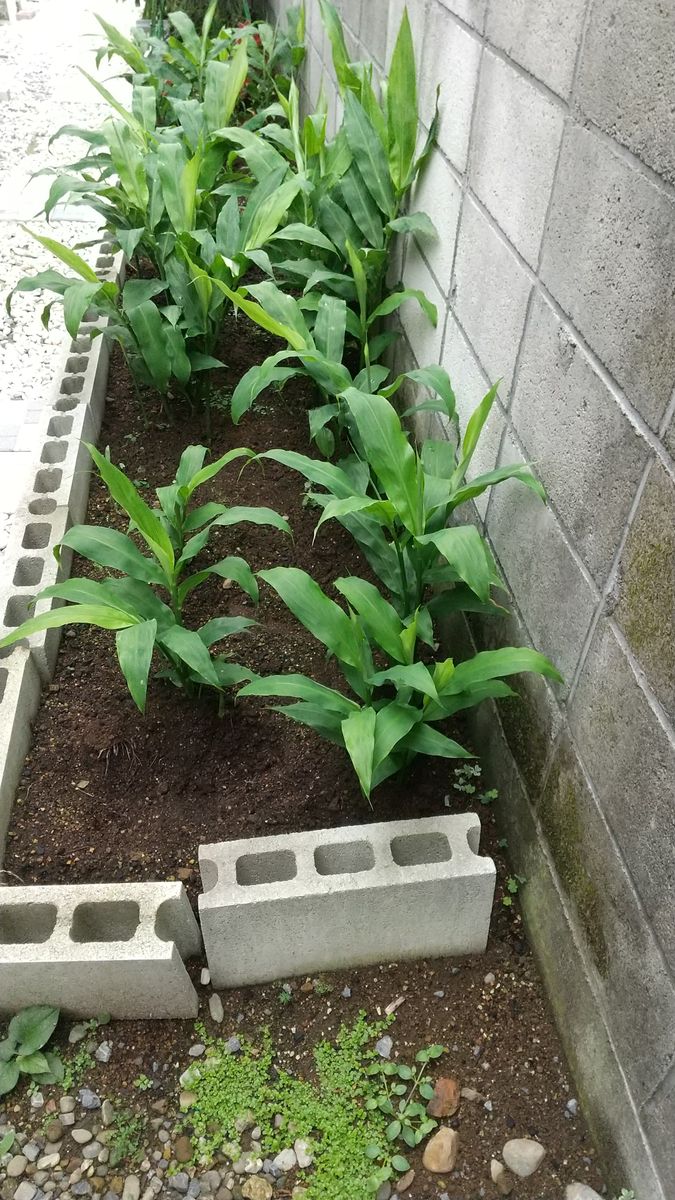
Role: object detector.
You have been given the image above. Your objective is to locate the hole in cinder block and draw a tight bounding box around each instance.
[22,523,50,550]
[47,416,73,438]
[83,308,99,323]
[0,667,7,703]
[4,595,32,626]
[314,840,375,876]
[96,256,114,270]
[54,396,79,412]
[28,498,57,516]
[200,858,218,893]
[154,897,183,943]
[60,376,84,396]
[236,849,297,886]
[70,900,140,943]
[41,442,67,465]
[13,557,44,587]
[65,355,88,374]
[390,832,451,867]
[70,336,92,353]
[34,467,63,493]
[466,824,480,855]
[0,903,58,944]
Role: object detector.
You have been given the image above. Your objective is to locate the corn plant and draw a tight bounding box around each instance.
[0,445,291,712]
[257,379,544,619]
[240,566,561,799]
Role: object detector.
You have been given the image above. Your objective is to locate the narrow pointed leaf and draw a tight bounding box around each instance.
[115,620,157,713]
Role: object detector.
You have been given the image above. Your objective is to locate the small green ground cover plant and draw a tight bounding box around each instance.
[179,1014,445,1196]
[0,1007,63,1097]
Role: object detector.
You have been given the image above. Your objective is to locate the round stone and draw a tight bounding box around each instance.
[7,1157,28,1179]
[502,1138,546,1178]
[421,1128,460,1174]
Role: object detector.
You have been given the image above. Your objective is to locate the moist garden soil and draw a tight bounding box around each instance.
[3,314,606,1197]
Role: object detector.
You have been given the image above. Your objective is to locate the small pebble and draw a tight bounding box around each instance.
[375,1036,393,1059]
[208,995,224,1024]
[188,1045,205,1059]
[95,1043,112,1064]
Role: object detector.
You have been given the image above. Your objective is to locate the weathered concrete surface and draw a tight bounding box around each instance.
[199,816,495,987]
[486,0,587,99]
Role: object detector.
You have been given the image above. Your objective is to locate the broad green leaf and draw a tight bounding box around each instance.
[197,617,255,646]
[23,227,99,282]
[387,212,437,238]
[9,1006,59,1056]
[178,556,259,605]
[334,576,405,663]
[341,706,376,797]
[211,280,307,351]
[269,223,338,255]
[212,505,291,535]
[0,1131,15,1155]
[168,9,200,57]
[95,15,146,73]
[339,164,385,248]
[387,8,417,191]
[418,525,492,602]
[345,238,368,326]
[187,447,253,494]
[259,566,366,670]
[440,647,563,696]
[343,92,395,218]
[104,118,148,209]
[240,673,358,714]
[373,702,420,769]
[160,625,220,688]
[397,365,456,424]
[244,177,304,251]
[368,287,437,327]
[260,448,355,498]
[247,281,313,346]
[86,444,175,576]
[313,294,347,364]
[343,388,424,536]
[399,723,472,760]
[62,282,104,339]
[122,279,167,313]
[453,381,500,485]
[231,355,301,423]
[126,300,171,392]
[115,619,157,713]
[450,463,546,509]
[77,69,145,139]
[203,43,248,132]
[370,661,439,702]
[0,1061,20,1097]
[60,526,164,584]
[0,603,136,652]
[16,1051,50,1076]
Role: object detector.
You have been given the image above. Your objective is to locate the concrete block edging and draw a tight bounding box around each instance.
[199,815,496,987]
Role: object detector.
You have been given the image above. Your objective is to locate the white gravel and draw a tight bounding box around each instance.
[0,0,138,556]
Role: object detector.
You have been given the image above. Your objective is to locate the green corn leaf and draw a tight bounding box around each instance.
[244,177,304,251]
[132,84,156,133]
[116,228,145,261]
[62,282,104,338]
[203,43,248,132]
[95,15,147,74]
[450,463,546,509]
[344,238,368,326]
[211,280,307,351]
[104,118,148,210]
[22,227,99,282]
[339,164,385,248]
[343,91,395,217]
[397,365,456,424]
[0,603,137,651]
[259,566,366,670]
[370,662,439,702]
[368,287,437,327]
[122,279,167,313]
[342,706,376,798]
[269,223,338,255]
[260,448,355,498]
[160,625,220,688]
[60,526,164,584]
[86,443,175,576]
[452,381,500,484]
[212,506,291,535]
[211,126,288,180]
[126,300,171,392]
[387,212,437,238]
[186,447,253,494]
[168,9,200,58]
[78,69,145,139]
[317,194,362,257]
[373,702,421,769]
[312,294,347,364]
[387,8,418,192]
[334,576,406,663]
[178,556,259,605]
[318,0,361,92]
[231,356,301,424]
[314,495,396,535]
[440,647,563,696]
[418,525,492,602]
[342,388,424,536]
[240,673,358,714]
[157,142,199,235]
[247,281,314,347]
[0,1131,15,1155]
[197,617,255,646]
[115,620,157,713]
[400,723,473,761]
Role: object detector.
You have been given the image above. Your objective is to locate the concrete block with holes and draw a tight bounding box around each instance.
[0,882,202,1017]
[199,814,495,986]
[0,505,72,681]
[0,647,41,863]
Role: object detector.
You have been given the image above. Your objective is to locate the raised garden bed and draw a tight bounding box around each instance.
[0,317,608,1197]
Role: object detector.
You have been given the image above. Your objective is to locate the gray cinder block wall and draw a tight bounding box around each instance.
[267,1,675,1196]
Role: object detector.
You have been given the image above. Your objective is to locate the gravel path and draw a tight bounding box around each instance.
[0,0,138,554]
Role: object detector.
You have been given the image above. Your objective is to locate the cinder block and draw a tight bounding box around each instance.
[576,0,675,184]
[456,693,666,1200]
[199,814,495,986]
[0,505,72,681]
[540,125,675,431]
[385,0,428,66]
[613,460,675,727]
[337,0,361,36]
[486,0,587,99]
[511,291,649,585]
[436,0,485,34]
[411,147,462,296]
[469,50,564,268]
[452,198,532,393]
[642,1069,675,1198]
[0,647,41,864]
[400,239,445,365]
[569,619,675,973]
[419,2,481,172]
[538,732,675,1108]
[486,431,597,687]
[358,1,387,65]
[0,883,201,1018]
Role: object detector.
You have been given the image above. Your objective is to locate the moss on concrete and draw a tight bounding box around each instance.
[538,746,609,976]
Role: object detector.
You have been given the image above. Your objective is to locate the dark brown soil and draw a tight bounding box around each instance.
[2,315,606,1197]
